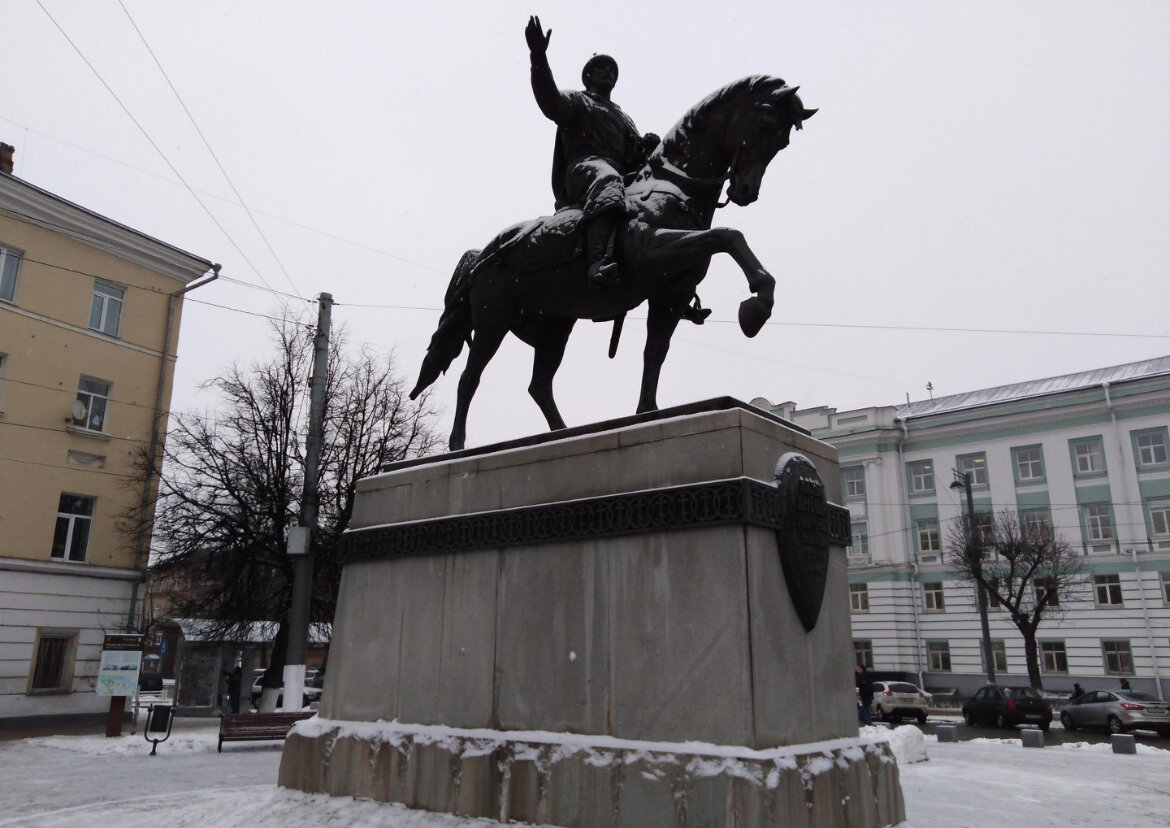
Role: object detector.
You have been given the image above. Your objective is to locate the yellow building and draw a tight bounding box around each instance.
[0,152,216,722]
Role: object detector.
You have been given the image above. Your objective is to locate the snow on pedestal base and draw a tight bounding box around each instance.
[278,718,906,827]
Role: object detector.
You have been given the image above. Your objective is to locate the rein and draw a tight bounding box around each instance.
[647,153,732,208]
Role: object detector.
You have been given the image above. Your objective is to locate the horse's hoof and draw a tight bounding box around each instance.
[738,297,771,338]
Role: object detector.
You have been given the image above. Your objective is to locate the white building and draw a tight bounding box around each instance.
[755,356,1170,698]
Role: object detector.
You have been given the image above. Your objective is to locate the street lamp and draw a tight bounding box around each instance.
[950,470,997,686]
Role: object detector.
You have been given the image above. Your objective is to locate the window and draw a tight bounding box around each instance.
[1149,500,1170,538]
[927,640,951,671]
[1041,641,1068,673]
[74,378,110,432]
[0,243,20,302]
[1101,640,1134,675]
[958,453,988,486]
[854,640,873,668]
[0,352,7,398]
[972,512,996,548]
[917,518,941,558]
[1035,577,1060,608]
[1161,572,1170,605]
[1013,445,1045,482]
[849,583,869,612]
[51,494,94,562]
[28,630,78,693]
[1133,430,1169,468]
[1071,437,1105,475]
[979,577,1002,611]
[923,581,945,611]
[908,460,934,494]
[988,640,1008,673]
[848,520,869,565]
[1094,573,1123,607]
[1083,503,1114,542]
[1021,508,1051,541]
[89,282,124,336]
[842,466,865,499]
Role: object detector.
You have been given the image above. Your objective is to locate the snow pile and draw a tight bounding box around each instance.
[24,729,240,756]
[1057,739,1168,755]
[859,724,928,764]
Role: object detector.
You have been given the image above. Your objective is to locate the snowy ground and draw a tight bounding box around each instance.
[2,719,1168,827]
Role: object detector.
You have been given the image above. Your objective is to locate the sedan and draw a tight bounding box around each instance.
[871,681,930,724]
[962,685,1051,731]
[1060,689,1170,737]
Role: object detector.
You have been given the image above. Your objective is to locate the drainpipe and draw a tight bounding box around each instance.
[125,265,221,632]
[1131,548,1164,701]
[897,415,925,688]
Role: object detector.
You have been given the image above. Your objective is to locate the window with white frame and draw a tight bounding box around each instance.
[917,518,941,558]
[28,629,78,693]
[854,640,874,668]
[842,466,866,499]
[1147,499,1170,538]
[972,512,996,548]
[989,639,1008,673]
[1133,429,1169,468]
[1161,572,1170,605]
[1021,508,1052,541]
[958,453,989,486]
[1083,503,1114,541]
[89,282,124,336]
[1094,573,1123,607]
[1101,639,1134,675]
[849,583,869,612]
[979,577,1002,611]
[908,460,934,494]
[923,581,945,611]
[927,640,951,671]
[1041,640,1068,673]
[74,378,110,432]
[1035,576,1060,608]
[0,243,20,302]
[1071,437,1105,475]
[848,520,869,562]
[51,494,94,562]
[1013,445,1045,482]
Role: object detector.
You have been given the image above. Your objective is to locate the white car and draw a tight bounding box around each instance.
[871,681,930,724]
[249,669,322,708]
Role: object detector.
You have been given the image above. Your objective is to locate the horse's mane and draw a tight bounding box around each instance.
[659,75,788,156]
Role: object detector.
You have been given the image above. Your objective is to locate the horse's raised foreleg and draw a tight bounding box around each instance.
[450,324,508,451]
[637,300,682,414]
[527,318,575,431]
[640,227,775,336]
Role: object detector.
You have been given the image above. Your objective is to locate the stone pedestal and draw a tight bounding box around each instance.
[279,401,905,826]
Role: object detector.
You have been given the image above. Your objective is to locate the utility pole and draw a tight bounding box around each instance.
[952,470,996,686]
[283,293,332,711]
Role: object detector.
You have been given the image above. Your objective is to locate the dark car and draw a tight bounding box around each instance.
[1060,689,1170,737]
[962,685,1051,731]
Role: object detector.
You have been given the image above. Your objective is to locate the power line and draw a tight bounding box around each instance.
[116,0,301,297]
[0,453,141,481]
[33,0,280,295]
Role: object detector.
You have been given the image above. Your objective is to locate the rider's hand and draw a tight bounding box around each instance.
[526,16,551,54]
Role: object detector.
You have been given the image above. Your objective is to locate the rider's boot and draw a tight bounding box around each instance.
[585,213,621,288]
[681,294,712,325]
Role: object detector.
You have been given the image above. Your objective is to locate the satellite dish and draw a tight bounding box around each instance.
[71,400,87,421]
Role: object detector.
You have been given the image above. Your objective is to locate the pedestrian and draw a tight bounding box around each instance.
[1070,682,1084,699]
[224,666,243,714]
[1119,678,1132,691]
[856,664,875,726]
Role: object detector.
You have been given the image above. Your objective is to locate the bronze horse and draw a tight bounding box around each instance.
[411,76,815,450]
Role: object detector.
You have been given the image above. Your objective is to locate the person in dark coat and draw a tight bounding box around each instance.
[1119,678,1132,691]
[1070,682,1084,699]
[856,664,875,725]
[225,666,243,714]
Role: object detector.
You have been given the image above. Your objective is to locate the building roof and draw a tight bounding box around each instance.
[897,356,1170,420]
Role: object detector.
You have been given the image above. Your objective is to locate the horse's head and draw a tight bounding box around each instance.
[725,84,816,206]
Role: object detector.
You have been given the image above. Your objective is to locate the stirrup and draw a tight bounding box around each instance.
[588,260,621,288]
[682,298,712,324]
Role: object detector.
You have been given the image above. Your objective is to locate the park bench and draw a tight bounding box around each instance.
[217,711,315,752]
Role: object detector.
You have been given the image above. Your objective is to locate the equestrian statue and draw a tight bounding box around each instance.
[411,16,816,450]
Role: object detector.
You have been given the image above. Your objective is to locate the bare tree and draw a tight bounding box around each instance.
[127,316,441,706]
[945,510,1088,690]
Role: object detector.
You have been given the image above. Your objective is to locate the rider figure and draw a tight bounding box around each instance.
[526,16,654,289]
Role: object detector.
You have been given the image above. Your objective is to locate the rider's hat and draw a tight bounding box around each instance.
[582,54,618,86]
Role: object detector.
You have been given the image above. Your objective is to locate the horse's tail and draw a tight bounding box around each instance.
[410,249,481,400]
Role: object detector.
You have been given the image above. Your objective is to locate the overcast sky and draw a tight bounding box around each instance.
[3,1,1168,447]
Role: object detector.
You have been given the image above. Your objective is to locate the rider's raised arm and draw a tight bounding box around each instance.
[526,17,567,123]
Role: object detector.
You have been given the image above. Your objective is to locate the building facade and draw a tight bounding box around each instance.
[0,160,215,721]
[756,357,1170,698]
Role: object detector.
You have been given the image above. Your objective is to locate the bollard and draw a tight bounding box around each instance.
[1111,733,1137,755]
[936,725,958,743]
[1021,729,1045,748]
